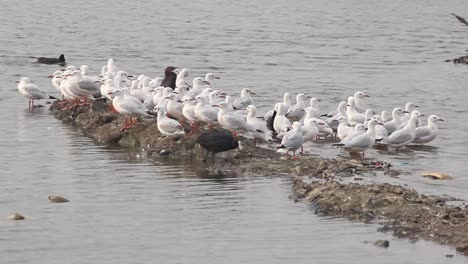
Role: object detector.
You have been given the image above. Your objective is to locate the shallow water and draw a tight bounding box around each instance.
[1,0,468,263]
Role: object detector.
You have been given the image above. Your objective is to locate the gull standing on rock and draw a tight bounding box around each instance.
[286,93,310,121]
[176,68,190,88]
[277,122,304,159]
[325,101,347,131]
[216,101,260,138]
[413,115,444,144]
[309,97,321,118]
[273,103,291,133]
[371,115,389,140]
[16,77,57,109]
[182,77,210,100]
[353,91,370,113]
[336,116,354,140]
[246,105,272,143]
[155,105,185,140]
[302,119,320,143]
[232,88,255,110]
[48,70,63,93]
[108,89,151,129]
[346,97,365,126]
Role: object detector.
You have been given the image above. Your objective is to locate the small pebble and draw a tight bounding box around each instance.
[8,213,25,220]
[48,195,69,203]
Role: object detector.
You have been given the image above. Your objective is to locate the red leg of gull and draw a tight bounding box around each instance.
[232,131,237,139]
[292,151,297,160]
[208,124,213,132]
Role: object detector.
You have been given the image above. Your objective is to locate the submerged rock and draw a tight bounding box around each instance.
[421,172,453,180]
[373,239,390,248]
[48,195,69,203]
[8,213,25,220]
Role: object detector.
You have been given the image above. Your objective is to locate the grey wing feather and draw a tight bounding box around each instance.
[415,127,431,139]
[382,130,412,144]
[233,97,252,109]
[346,134,372,149]
[78,79,100,92]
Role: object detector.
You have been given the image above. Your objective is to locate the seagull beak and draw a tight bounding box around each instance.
[438,118,445,121]
[173,92,179,94]
[419,114,425,117]
[47,75,54,78]
[202,81,211,85]
[214,76,221,79]
[414,105,419,107]
[107,92,114,95]
[212,105,220,108]
[250,92,256,95]
[364,94,370,97]
[219,95,226,98]
[402,111,410,113]
[378,122,385,125]
[305,95,313,99]
[15,80,20,83]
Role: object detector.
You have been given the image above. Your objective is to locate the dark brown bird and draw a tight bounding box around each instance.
[196,129,239,159]
[37,54,66,66]
[451,13,468,27]
[160,66,178,88]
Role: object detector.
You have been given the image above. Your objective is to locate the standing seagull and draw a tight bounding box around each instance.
[16,77,57,109]
[333,119,380,157]
[232,88,255,110]
[277,122,304,159]
[160,66,178,89]
[413,115,444,144]
[380,110,423,148]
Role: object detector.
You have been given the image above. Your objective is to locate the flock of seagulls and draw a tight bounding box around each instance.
[17,58,444,158]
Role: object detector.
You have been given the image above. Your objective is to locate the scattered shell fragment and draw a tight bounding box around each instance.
[421,172,453,180]
[48,195,70,203]
[8,213,25,220]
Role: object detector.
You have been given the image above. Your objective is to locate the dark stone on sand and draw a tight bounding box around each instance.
[373,239,390,248]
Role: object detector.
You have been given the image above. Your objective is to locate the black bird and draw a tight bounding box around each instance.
[160,66,178,88]
[451,13,468,27]
[264,109,277,132]
[36,54,66,66]
[196,129,239,159]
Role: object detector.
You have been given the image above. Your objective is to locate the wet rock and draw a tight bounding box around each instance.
[373,239,390,248]
[8,213,25,220]
[421,172,453,180]
[48,195,69,203]
[292,178,468,256]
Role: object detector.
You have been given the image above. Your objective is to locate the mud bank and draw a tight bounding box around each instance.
[292,178,468,255]
[50,100,400,178]
[52,100,468,255]
[446,54,468,64]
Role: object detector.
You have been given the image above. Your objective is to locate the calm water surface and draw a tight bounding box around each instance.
[1,0,468,263]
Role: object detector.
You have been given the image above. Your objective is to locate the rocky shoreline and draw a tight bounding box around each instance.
[50,100,467,256]
[291,178,468,255]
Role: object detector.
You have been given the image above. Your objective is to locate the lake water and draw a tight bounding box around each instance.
[1,0,468,263]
